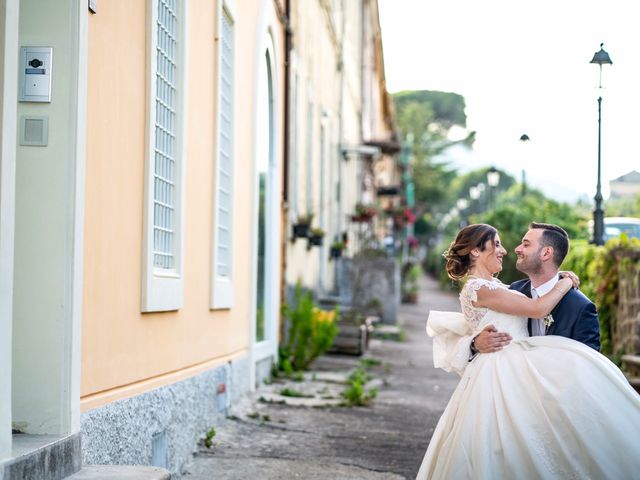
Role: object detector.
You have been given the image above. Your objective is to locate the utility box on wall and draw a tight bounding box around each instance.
[19,47,53,102]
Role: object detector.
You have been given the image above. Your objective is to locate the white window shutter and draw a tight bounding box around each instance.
[211,2,235,309]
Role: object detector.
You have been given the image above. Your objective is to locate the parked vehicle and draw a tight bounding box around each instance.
[589,217,640,242]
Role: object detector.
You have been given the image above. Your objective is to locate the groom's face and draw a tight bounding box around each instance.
[514,229,544,274]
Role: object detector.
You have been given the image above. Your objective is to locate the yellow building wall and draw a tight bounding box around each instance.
[82,0,271,407]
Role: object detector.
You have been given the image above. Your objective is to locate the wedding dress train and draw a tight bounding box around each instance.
[417,278,640,480]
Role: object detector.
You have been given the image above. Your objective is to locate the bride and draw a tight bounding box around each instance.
[417,223,640,479]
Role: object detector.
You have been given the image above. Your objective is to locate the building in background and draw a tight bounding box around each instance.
[610,170,640,199]
[284,0,400,300]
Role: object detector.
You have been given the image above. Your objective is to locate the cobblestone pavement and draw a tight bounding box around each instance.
[184,274,462,479]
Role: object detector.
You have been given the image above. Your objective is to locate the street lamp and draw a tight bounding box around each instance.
[456,198,469,226]
[519,134,530,197]
[590,43,612,246]
[487,167,500,209]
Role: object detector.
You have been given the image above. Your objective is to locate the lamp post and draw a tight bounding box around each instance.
[487,167,500,209]
[590,43,612,246]
[456,198,469,227]
[519,134,530,197]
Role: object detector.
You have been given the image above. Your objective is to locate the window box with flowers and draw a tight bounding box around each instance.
[308,227,325,247]
[390,206,416,230]
[351,203,379,223]
[292,213,314,239]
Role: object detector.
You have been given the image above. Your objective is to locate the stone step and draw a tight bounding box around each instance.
[67,465,171,480]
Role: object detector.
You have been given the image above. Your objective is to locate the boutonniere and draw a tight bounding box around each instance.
[543,314,554,328]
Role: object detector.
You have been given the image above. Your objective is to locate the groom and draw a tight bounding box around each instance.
[472,222,600,354]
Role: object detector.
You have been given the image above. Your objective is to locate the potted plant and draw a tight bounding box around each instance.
[351,203,378,223]
[401,262,422,304]
[292,212,314,239]
[329,241,345,259]
[308,227,325,247]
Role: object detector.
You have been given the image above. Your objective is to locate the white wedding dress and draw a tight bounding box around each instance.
[417,277,640,480]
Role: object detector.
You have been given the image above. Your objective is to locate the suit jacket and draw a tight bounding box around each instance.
[510,277,600,351]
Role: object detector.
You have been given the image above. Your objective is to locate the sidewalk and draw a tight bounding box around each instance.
[184,274,462,479]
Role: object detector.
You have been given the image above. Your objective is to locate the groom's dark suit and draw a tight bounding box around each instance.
[510,276,600,351]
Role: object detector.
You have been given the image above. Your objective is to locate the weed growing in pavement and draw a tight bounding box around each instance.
[342,367,378,407]
[203,427,216,448]
[279,387,314,398]
[360,358,382,369]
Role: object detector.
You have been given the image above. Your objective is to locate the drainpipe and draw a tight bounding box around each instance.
[337,0,346,237]
[279,0,292,342]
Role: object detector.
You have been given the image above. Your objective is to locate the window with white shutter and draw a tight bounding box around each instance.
[142,0,186,312]
[211,0,236,309]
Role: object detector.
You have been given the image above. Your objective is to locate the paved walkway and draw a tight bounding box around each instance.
[185,274,462,479]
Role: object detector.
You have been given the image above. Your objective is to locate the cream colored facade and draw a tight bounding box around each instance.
[2,0,287,475]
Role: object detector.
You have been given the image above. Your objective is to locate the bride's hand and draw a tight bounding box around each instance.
[559,270,579,289]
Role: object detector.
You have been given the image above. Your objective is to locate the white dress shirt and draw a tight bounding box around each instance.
[530,275,559,336]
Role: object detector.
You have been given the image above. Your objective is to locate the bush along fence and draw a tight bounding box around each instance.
[563,235,640,361]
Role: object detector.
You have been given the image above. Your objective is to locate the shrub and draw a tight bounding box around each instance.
[563,235,640,357]
[280,284,339,371]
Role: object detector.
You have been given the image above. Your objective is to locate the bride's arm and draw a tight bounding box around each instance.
[474,277,573,317]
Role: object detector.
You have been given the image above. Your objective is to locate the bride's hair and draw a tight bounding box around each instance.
[443,224,498,280]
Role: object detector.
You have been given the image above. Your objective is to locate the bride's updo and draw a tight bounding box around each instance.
[443,223,497,280]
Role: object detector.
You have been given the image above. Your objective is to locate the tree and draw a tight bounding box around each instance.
[475,185,589,284]
[392,90,475,239]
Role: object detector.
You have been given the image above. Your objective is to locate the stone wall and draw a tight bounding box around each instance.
[614,253,640,354]
[347,257,400,324]
[81,356,250,478]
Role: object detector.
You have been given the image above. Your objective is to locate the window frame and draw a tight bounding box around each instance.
[141,0,188,312]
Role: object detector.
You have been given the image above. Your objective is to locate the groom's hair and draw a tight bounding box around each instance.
[530,222,569,267]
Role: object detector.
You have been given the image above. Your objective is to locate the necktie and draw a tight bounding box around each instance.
[530,288,546,336]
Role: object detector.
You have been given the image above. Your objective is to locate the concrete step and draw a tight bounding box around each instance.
[67,465,171,479]
[1,433,81,480]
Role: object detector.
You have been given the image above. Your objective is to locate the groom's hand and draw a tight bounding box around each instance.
[473,325,512,353]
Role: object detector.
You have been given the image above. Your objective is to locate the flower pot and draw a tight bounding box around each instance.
[309,234,324,246]
[293,223,310,238]
[330,247,343,259]
[351,214,372,223]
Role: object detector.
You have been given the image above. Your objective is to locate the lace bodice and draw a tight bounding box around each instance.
[460,277,529,340]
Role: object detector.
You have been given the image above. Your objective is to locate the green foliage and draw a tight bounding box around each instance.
[359,358,382,369]
[342,368,378,407]
[279,387,313,398]
[280,284,339,372]
[393,90,468,130]
[562,235,640,357]
[392,90,474,228]
[473,188,588,285]
[401,262,422,297]
[449,167,516,208]
[605,193,640,217]
[561,240,599,300]
[204,427,216,449]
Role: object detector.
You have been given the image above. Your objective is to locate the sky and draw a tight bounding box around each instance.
[377,0,640,203]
